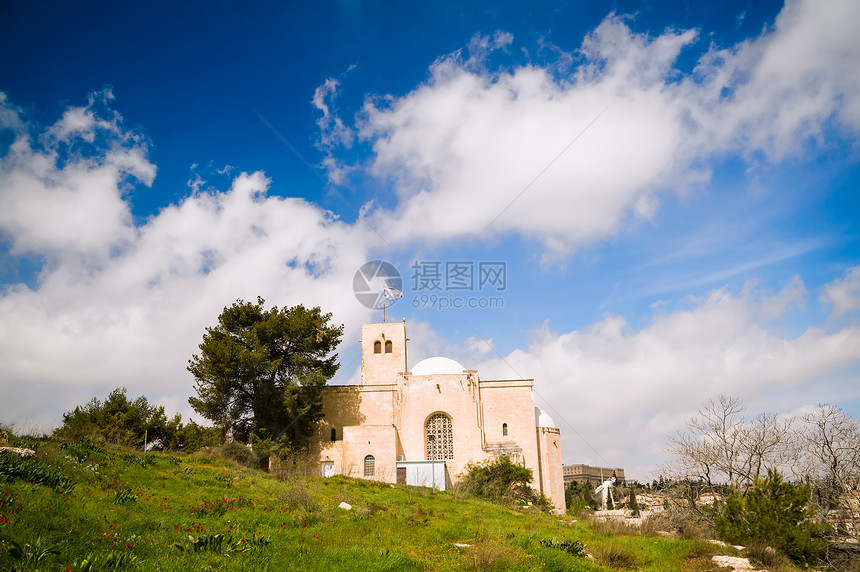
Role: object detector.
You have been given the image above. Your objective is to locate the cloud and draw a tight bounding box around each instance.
[471,277,860,478]
[0,90,154,259]
[691,0,860,158]
[358,27,699,255]
[315,0,860,256]
[821,265,860,318]
[313,77,356,150]
[0,93,376,430]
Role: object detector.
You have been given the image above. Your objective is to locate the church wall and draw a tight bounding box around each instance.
[337,424,397,481]
[536,427,566,514]
[316,384,395,434]
[478,382,540,467]
[397,373,485,481]
[312,384,398,480]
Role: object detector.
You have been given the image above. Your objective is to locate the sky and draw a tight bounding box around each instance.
[1,0,859,481]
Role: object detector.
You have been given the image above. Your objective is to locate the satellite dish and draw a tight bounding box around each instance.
[352,260,403,318]
[380,284,403,322]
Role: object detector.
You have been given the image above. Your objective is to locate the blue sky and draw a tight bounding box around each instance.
[1,0,859,479]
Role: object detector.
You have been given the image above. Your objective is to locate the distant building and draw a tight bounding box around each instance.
[275,320,567,513]
[636,492,667,512]
[696,491,723,506]
[563,464,625,488]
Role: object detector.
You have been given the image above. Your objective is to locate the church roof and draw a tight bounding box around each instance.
[535,407,557,428]
[410,356,466,375]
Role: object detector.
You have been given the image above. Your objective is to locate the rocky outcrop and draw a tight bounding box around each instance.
[0,447,36,458]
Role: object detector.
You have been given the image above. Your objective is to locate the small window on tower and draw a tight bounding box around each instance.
[364,455,375,477]
[385,340,393,353]
[502,423,508,436]
[374,340,382,354]
[330,428,337,442]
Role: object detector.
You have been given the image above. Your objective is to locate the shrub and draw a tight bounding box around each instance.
[458,456,551,510]
[744,542,792,570]
[648,505,714,539]
[280,481,318,511]
[684,538,719,560]
[539,537,586,557]
[592,540,641,570]
[715,469,830,565]
[464,543,518,571]
[586,514,641,537]
[214,441,259,468]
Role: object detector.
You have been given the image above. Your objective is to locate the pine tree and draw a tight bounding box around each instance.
[715,469,830,564]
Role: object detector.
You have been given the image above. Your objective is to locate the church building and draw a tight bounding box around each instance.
[307,320,567,513]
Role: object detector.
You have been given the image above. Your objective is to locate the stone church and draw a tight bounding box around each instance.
[306,320,566,513]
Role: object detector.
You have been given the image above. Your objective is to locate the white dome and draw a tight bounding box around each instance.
[411,356,466,375]
[535,407,557,428]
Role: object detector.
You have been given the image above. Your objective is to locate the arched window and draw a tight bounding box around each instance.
[373,340,382,354]
[502,423,508,437]
[384,340,393,353]
[330,428,337,442]
[364,455,375,477]
[425,413,453,460]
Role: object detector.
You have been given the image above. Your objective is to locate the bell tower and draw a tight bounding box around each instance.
[360,319,408,385]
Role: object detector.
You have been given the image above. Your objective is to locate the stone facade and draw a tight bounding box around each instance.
[302,320,566,513]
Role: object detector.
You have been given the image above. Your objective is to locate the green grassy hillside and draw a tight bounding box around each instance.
[1,439,735,571]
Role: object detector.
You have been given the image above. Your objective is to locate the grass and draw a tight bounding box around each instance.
[1,438,746,571]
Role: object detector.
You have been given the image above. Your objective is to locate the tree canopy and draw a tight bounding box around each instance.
[55,387,178,446]
[54,387,218,451]
[187,298,343,456]
[715,469,830,564]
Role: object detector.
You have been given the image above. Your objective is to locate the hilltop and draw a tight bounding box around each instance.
[1,437,750,571]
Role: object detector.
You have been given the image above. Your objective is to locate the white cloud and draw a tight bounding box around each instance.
[312,0,860,256]
[42,89,119,143]
[313,75,356,150]
[821,265,860,318]
[0,91,154,259]
[691,0,860,158]
[471,278,860,479]
[465,335,494,355]
[0,95,377,430]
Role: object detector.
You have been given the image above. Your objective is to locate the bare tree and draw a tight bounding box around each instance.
[667,396,793,494]
[666,397,860,546]
[799,404,860,538]
[738,411,795,487]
